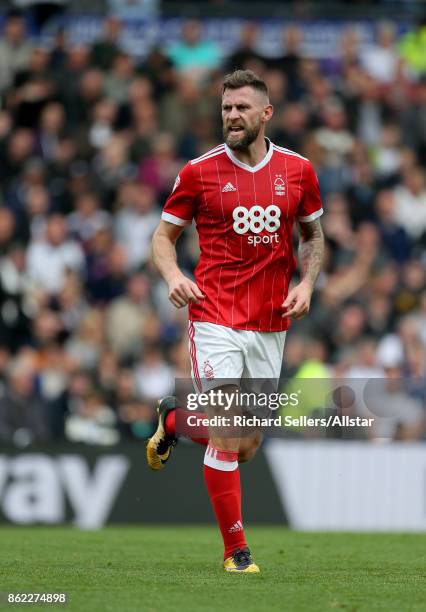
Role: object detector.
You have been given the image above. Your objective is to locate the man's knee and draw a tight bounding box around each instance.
[238,432,262,463]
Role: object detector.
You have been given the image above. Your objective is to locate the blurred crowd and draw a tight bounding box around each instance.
[0,11,425,446]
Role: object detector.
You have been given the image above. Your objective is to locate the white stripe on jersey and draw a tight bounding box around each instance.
[298,208,324,222]
[273,144,309,162]
[161,211,191,226]
[191,145,225,165]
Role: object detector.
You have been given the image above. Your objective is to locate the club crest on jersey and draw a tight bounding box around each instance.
[274,175,286,196]
[203,360,214,380]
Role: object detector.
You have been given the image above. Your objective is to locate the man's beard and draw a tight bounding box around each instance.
[224,121,261,150]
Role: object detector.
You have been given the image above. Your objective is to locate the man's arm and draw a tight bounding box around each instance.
[282,218,325,319]
[151,220,204,308]
[298,218,325,289]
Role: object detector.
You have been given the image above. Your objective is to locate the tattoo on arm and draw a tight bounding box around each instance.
[298,218,325,288]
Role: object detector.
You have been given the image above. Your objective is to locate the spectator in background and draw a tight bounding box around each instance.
[0,207,18,255]
[62,64,103,130]
[96,350,119,405]
[337,28,361,76]
[0,10,33,93]
[103,53,135,105]
[0,129,35,191]
[13,44,51,89]
[263,69,287,133]
[271,25,304,100]
[394,260,425,315]
[0,109,13,147]
[37,341,73,438]
[0,243,32,351]
[346,145,378,224]
[49,27,67,74]
[166,20,221,84]
[25,184,50,241]
[399,17,426,76]
[118,400,156,440]
[139,47,175,101]
[55,272,87,336]
[225,22,265,72]
[84,230,127,303]
[345,337,384,378]
[138,134,182,203]
[31,309,64,362]
[36,102,66,162]
[373,124,403,183]
[361,368,424,441]
[158,78,212,144]
[88,98,117,150]
[329,303,368,360]
[354,73,390,148]
[320,223,381,316]
[321,193,354,255]
[90,16,123,72]
[315,98,354,194]
[65,390,119,445]
[392,166,426,240]
[133,344,174,402]
[105,273,152,360]
[26,213,85,295]
[64,369,93,413]
[361,21,399,84]
[5,156,47,231]
[122,77,155,156]
[114,182,160,270]
[365,292,394,339]
[92,135,134,206]
[0,358,49,446]
[65,307,104,370]
[375,189,412,262]
[68,191,111,246]
[114,367,156,438]
[11,47,55,130]
[401,76,426,166]
[270,102,308,153]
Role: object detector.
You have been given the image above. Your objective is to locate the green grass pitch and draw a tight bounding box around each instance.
[0,527,425,611]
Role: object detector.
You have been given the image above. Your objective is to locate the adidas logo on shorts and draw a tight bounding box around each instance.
[222,182,237,193]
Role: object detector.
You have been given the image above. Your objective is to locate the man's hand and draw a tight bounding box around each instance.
[281,280,313,319]
[168,274,205,308]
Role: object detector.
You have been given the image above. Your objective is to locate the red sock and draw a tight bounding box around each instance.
[164,408,209,445]
[203,445,246,559]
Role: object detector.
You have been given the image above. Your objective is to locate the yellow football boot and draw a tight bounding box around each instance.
[224,548,260,573]
[146,397,177,470]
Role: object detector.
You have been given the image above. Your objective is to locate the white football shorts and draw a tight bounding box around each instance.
[188,320,286,392]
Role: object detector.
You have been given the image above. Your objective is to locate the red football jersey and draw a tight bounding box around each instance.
[162,139,323,332]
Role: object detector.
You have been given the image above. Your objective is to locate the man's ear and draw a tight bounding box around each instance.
[263,104,274,123]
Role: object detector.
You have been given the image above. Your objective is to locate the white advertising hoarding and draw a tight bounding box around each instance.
[265,440,426,531]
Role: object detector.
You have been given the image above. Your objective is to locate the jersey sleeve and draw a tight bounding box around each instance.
[161,162,197,226]
[297,160,323,222]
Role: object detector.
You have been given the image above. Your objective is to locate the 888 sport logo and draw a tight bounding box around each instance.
[232,205,281,245]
